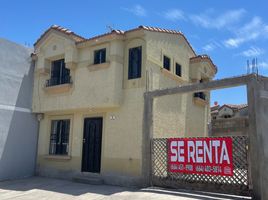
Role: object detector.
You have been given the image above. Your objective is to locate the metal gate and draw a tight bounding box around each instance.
[151,136,251,196]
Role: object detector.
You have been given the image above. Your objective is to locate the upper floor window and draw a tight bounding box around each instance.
[49,119,70,155]
[163,56,170,71]
[94,48,106,64]
[175,63,182,77]
[194,92,206,100]
[128,46,142,79]
[194,79,206,100]
[47,59,71,87]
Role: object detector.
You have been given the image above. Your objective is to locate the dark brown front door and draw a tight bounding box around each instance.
[81,117,103,173]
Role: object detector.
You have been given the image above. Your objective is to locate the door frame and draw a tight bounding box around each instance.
[81,116,104,173]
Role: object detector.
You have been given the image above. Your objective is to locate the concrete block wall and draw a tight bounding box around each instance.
[0,39,38,180]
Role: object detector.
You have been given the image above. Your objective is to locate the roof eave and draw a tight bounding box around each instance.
[34,26,85,48]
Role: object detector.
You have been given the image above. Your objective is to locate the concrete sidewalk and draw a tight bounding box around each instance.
[0,177,251,200]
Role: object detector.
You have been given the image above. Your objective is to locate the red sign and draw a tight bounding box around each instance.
[168,137,233,176]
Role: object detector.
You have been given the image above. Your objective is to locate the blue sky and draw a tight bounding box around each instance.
[1,0,267,105]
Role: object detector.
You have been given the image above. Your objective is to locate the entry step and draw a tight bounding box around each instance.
[72,176,104,185]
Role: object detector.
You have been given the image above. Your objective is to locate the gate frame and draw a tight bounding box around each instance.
[142,73,268,200]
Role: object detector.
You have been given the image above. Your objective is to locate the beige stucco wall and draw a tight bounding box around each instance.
[218,106,234,118]
[37,87,144,177]
[145,31,209,138]
[35,34,147,178]
[190,60,215,81]
[34,29,214,180]
[146,31,193,83]
[33,33,124,113]
[146,60,188,138]
[185,94,209,137]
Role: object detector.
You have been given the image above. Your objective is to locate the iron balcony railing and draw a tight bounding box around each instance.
[46,76,72,87]
[194,92,206,100]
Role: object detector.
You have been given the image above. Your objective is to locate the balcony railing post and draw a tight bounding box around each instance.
[45,76,72,87]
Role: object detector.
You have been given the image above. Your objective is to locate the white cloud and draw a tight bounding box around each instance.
[224,38,244,48]
[122,4,147,17]
[203,44,215,51]
[202,41,222,52]
[190,9,246,29]
[240,47,264,57]
[224,17,268,48]
[259,61,268,69]
[164,9,185,21]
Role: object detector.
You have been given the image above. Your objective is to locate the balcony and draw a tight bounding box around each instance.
[46,76,72,87]
[33,61,123,113]
[44,76,72,94]
[193,92,207,106]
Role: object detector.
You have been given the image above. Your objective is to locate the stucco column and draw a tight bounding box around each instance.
[142,93,153,186]
[247,77,268,199]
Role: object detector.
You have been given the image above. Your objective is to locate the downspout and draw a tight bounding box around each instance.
[31,56,42,176]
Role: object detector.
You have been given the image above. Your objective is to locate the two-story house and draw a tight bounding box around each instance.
[32,25,217,186]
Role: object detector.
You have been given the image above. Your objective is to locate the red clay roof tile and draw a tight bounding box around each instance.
[213,104,248,112]
[34,25,85,46]
[190,54,218,73]
[224,104,248,110]
[35,25,197,57]
[33,25,224,71]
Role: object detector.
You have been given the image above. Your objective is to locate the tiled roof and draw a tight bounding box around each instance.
[212,104,248,112]
[34,25,85,46]
[210,105,220,111]
[34,25,197,56]
[190,55,218,73]
[139,25,183,34]
[78,29,125,43]
[211,110,219,114]
[224,104,248,110]
[190,55,211,60]
[77,25,196,55]
[34,25,222,71]
[138,26,196,55]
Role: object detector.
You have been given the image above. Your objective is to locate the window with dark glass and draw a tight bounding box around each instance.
[94,48,106,64]
[194,92,206,100]
[49,119,70,155]
[175,63,182,77]
[128,46,142,79]
[48,59,70,86]
[194,79,206,100]
[163,56,170,70]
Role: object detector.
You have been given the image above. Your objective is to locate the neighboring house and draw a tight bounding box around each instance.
[210,104,249,136]
[0,39,38,180]
[32,25,217,186]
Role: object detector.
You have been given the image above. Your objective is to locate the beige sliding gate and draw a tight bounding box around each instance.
[142,74,268,199]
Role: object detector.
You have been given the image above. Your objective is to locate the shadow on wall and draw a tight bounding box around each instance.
[0,39,38,181]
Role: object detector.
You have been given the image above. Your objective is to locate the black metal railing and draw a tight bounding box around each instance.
[46,76,72,87]
[194,92,206,100]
